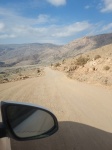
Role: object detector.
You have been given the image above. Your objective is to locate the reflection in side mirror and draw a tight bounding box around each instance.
[7,105,55,138]
[1,101,58,141]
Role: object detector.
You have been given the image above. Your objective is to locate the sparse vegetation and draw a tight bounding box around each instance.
[69,66,77,72]
[75,56,89,66]
[37,69,41,73]
[22,76,29,80]
[62,59,66,64]
[94,55,101,60]
[92,67,96,71]
[54,63,61,67]
[0,66,44,84]
[103,66,110,70]
[52,43,112,87]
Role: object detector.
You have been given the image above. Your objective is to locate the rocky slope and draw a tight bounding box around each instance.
[60,33,112,58]
[0,33,112,67]
[0,66,44,84]
[52,44,112,88]
[0,43,61,66]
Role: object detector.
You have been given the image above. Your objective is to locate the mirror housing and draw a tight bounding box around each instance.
[0,101,58,141]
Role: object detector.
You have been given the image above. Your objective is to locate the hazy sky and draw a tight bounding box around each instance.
[0,0,112,44]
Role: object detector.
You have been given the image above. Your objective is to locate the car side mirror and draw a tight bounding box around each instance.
[0,101,58,141]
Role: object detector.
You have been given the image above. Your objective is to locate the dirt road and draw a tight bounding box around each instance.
[0,67,112,150]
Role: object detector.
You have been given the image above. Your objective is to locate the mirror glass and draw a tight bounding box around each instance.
[6,105,55,138]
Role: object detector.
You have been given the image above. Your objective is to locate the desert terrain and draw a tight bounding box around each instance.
[0,66,44,84]
[0,67,112,150]
[52,44,112,89]
[0,33,112,150]
[0,33,112,66]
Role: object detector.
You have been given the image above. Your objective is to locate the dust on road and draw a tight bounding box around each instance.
[0,67,112,150]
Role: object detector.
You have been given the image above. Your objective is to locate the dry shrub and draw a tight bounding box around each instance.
[63,66,68,70]
[94,55,101,60]
[92,67,96,71]
[103,66,110,70]
[87,55,89,57]
[76,56,89,66]
[54,63,61,67]
[69,66,77,71]
[62,59,66,64]
[22,76,29,80]
[37,69,41,73]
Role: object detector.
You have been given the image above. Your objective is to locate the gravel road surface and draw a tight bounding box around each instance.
[0,67,112,150]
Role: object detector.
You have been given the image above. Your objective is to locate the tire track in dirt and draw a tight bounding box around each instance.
[0,67,112,150]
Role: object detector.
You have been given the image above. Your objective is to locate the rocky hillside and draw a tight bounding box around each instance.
[0,66,44,84]
[52,44,112,88]
[60,33,112,58]
[0,43,61,66]
[0,33,112,67]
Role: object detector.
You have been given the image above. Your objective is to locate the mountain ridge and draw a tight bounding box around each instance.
[0,32,112,66]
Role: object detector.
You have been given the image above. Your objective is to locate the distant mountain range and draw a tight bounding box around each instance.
[0,33,112,67]
[60,32,112,58]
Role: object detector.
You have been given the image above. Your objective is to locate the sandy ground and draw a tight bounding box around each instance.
[0,67,112,150]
